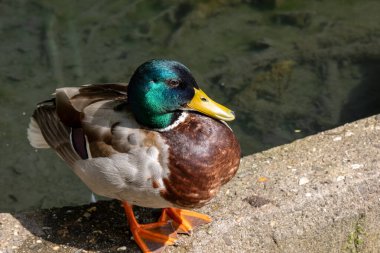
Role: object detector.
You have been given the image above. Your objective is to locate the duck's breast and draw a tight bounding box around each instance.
[160,113,240,208]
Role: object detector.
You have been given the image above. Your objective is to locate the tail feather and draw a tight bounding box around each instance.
[27,117,49,149]
[32,103,81,166]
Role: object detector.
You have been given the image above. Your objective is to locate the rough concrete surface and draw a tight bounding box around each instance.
[1,114,380,253]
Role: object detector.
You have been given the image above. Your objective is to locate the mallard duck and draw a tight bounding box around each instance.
[27,60,240,253]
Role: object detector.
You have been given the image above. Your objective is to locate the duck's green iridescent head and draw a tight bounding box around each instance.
[127,59,234,129]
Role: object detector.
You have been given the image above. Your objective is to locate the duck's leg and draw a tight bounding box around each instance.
[159,208,212,235]
[122,202,177,253]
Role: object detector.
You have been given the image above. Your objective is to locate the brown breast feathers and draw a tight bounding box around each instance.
[160,113,240,208]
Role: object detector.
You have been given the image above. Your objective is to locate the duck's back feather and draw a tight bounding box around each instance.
[55,83,128,127]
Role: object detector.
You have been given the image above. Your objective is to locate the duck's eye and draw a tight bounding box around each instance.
[167,79,180,88]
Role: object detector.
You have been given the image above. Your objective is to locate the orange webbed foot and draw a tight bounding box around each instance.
[160,207,212,235]
[123,202,212,252]
[123,203,177,253]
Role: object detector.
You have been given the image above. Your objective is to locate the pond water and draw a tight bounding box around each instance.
[1,0,380,212]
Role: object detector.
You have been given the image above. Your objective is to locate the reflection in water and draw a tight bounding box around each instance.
[1,0,380,211]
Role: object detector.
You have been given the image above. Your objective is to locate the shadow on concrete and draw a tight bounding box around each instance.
[14,200,162,252]
[340,60,380,123]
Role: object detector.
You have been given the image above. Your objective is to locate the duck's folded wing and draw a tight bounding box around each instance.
[28,83,128,166]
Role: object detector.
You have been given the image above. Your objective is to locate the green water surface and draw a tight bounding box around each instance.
[1,0,380,211]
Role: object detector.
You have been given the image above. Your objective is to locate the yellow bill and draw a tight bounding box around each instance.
[187,88,235,121]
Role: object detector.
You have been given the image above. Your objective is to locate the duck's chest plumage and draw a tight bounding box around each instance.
[160,113,240,208]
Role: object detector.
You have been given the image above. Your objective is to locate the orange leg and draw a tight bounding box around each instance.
[122,202,177,253]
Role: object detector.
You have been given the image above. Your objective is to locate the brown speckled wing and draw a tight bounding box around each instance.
[33,83,129,165]
[160,113,241,208]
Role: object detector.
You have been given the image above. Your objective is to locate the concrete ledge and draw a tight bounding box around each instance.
[1,115,380,253]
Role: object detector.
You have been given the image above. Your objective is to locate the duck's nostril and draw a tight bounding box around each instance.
[201,97,208,102]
